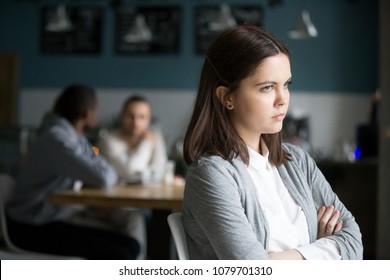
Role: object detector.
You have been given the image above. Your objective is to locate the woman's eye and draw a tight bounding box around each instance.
[261,85,273,92]
[284,80,292,88]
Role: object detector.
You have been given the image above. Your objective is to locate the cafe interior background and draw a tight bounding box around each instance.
[1,0,390,260]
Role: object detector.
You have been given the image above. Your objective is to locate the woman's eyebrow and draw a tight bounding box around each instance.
[255,81,277,86]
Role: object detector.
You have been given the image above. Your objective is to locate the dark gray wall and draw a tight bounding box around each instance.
[0,0,378,92]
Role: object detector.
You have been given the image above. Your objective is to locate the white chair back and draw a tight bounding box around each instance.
[0,173,20,252]
[167,212,190,260]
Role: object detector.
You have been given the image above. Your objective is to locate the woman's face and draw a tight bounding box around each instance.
[121,101,151,137]
[229,53,291,147]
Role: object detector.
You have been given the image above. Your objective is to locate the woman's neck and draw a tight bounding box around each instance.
[244,135,269,156]
[244,134,261,154]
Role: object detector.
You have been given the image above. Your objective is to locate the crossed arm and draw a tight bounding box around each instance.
[184,153,362,260]
[269,205,343,260]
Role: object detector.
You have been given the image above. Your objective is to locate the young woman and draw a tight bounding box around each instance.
[182,25,363,260]
[98,96,167,184]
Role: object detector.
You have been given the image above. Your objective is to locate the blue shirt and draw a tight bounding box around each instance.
[7,113,118,225]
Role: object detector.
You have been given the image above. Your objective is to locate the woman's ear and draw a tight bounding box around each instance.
[215,86,233,109]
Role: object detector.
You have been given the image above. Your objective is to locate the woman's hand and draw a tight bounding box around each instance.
[317,205,343,239]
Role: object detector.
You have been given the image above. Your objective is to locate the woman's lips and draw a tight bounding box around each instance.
[272,113,285,121]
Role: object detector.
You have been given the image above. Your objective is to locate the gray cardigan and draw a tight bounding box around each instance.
[182,143,363,260]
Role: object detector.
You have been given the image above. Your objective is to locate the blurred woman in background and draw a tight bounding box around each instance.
[98,96,168,184]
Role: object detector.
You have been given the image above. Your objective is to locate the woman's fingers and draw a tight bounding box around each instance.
[319,205,335,231]
[334,220,343,234]
[317,206,326,222]
[317,205,343,238]
[325,209,340,234]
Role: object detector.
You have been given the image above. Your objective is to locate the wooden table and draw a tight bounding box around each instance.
[49,183,184,259]
[50,183,184,210]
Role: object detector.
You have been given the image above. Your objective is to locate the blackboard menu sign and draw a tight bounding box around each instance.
[41,6,102,54]
[115,6,181,54]
[195,5,263,54]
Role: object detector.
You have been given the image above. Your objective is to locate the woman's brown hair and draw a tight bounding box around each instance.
[120,95,150,115]
[183,25,291,166]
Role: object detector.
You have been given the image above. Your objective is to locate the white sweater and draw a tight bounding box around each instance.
[98,129,168,184]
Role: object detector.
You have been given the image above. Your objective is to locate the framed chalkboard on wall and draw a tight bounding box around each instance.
[41,5,102,54]
[195,4,264,54]
[115,6,181,54]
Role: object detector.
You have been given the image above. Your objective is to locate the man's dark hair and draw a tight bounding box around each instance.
[54,84,97,125]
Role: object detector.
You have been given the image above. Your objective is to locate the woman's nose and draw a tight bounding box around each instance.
[275,89,288,107]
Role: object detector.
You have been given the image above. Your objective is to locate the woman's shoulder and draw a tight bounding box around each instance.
[282,142,305,154]
[282,142,316,172]
[185,155,245,194]
[152,129,166,143]
[187,155,243,179]
[192,154,235,168]
[282,142,311,161]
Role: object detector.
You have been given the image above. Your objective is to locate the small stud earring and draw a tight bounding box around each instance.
[226,104,233,110]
